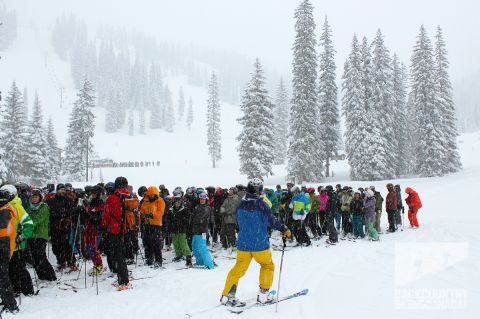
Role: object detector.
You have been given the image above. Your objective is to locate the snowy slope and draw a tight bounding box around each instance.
[6,132,480,319]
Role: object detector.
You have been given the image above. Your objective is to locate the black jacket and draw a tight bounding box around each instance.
[170,204,191,234]
[191,204,212,235]
[351,199,364,216]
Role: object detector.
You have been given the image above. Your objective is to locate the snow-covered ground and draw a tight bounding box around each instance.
[6,132,479,319]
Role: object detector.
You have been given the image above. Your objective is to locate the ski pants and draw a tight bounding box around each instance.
[387,210,396,232]
[222,249,274,296]
[408,207,419,227]
[108,234,129,285]
[375,212,382,233]
[51,229,75,266]
[366,217,379,240]
[220,223,237,249]
[172,233,191,258]
[85,227,103,268]
[0,242,17,311]
[292,219,311,245]
[307,212,320,237]
[335,211,342,231]
[142,225,163,265]
[352,215,365,238]
[395,209,402,226]
[192,234,214,269]
[341,211,352,235]
[326,212,338,242]
[9,250,34,295]
[318,211,327,234]
[123,230,138,261]
[28,239,57,281]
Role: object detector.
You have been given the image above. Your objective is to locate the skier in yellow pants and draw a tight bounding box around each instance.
[221,179,291,306]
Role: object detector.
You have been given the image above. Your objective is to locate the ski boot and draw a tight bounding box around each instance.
[257,288,274,304]
[185,256,193,267]
[117,283,132,291]
[220,294,245,307]
[173,256,183,262]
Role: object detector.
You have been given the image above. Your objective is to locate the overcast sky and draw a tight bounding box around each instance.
[7,0,479,81]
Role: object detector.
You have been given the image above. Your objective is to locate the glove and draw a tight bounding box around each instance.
[16,235,23,244]
[143,213,154,219]
[282,228,292,239]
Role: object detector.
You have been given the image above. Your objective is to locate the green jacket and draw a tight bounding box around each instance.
[266,190,279,214]
[308,194,320,214]
[220,195,240,225]
[374,192,384,212]
[9,195,34,250]
[340,193,353,212]
[28,202,50,240]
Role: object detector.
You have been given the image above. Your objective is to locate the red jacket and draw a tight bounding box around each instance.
[405,187,422,209]
[102,188,130,235]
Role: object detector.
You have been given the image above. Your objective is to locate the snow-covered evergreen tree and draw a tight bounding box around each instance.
[272,78,290,165]
[186,97,194,129]
[206,73,222,168]
[70,20,88,89]
[128,109,134,136]
[139,108,146,134]
[45,117,61,182]
[342,35,368,180]
[288,0,323,183]
[178,87,186,120]
[164,86,175,132]
[318,16,340,177]
[410,25,444,177]
[0,82,27,181]
[370,29,396,179]
[25,92,49,186]
[63,78,96,181]
[434,26,462,173]
[149,63,164,129]
[237,58,275,179]
[23,87,29,118]
[392,54,409,176]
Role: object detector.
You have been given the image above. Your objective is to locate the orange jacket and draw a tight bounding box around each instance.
[0,204,18,258]
[139,186,165,226]
[124,196,139,231]
[405,187,422,209]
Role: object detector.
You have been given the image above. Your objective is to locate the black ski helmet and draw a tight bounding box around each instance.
[114,176,128,189]
[137,186,147,197]
[247,178,263,194]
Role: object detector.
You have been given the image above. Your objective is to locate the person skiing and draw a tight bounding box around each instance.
[307,188,320,238]
[364,189,379,241]
[394,185,403,229]
[405,187,422,228]
[0,189,20,314]
[325,185,339,244]
[170,192,193,267]
[340,186,353,238]
[191,193,215,269]
[84,185,105,276]
[219,187,239,250]
[27,189,57,281]
[220,178,291,306]
[385,183,398,233]
[0,185,35,296]
[290,186,311,246]
[102,177,131,291]
[334,184,343,231]
[371,186,384,233]
[124,186,139,264]
[351,192,365,238]
[139,186,166,268]
[317,186,328,236]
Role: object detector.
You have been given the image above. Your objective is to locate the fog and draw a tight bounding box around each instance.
[7,0,479,80]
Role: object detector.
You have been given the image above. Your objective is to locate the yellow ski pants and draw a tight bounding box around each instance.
[222,249,275,296]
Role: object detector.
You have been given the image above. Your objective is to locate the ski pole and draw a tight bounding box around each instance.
[275,237,287,313]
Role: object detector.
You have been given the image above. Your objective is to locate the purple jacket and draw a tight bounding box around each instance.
[363,196,376,221]
[317,193,328,212]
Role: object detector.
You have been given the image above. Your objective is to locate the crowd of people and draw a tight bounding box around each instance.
[0,177,423,314]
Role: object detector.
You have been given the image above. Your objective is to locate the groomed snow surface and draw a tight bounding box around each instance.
[5,131,478,319]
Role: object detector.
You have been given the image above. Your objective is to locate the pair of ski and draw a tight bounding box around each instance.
[185,288,308,317]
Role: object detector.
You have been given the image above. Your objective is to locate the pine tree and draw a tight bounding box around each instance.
[63,78,96,181]
[186,97,194,129]
[410,25,444,176]
[45,117,61,181]
[434,26,462,173]
[178,87,186,120]
[23,87,29,118]
[164,86,175,132]
[148,63,164,129]
[237,58,275,179]
[272,78,290,165]
[128,109,134,136]
[206,73,222,168]
[392,54,409,176]
[288,0,323,183]
[0,82,27,181]
[24,92,49,185]
[370,29,396,179]
[70,20,88,89]
[139,108,146,134]
[318,16,340,177]
[342,35,368,180]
